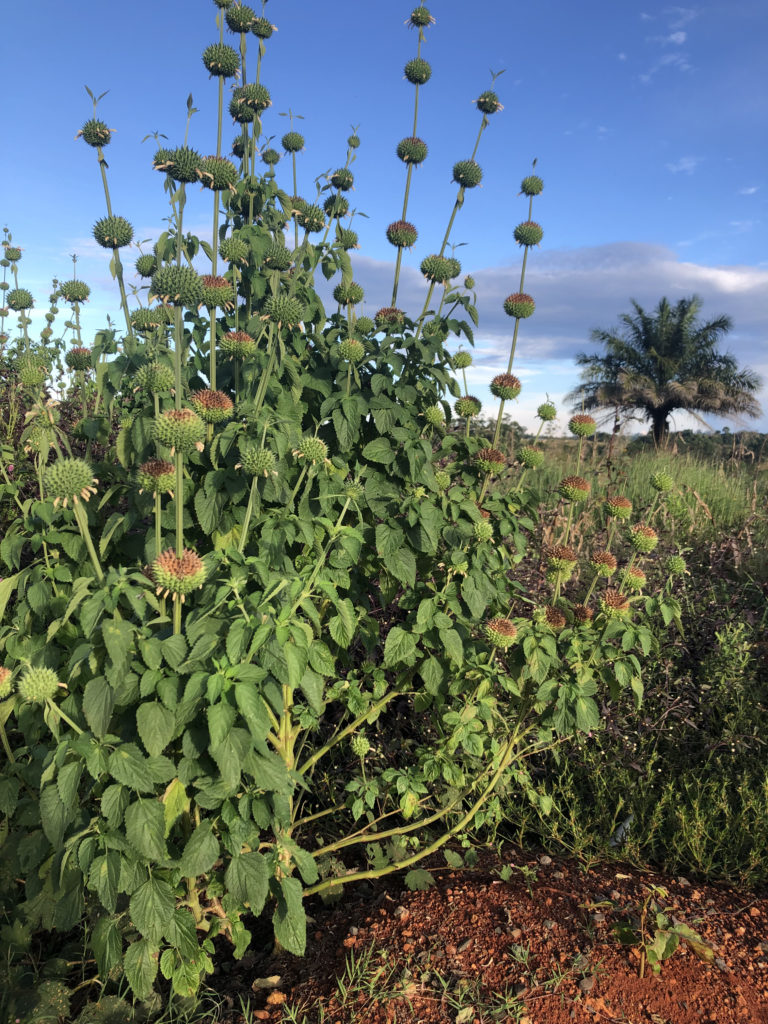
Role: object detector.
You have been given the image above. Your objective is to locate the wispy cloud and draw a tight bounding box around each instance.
[664,30,687,44]
[739,186,760,195]
[666,6,698,30]
[640,51,693,82]
[666,155,701,174]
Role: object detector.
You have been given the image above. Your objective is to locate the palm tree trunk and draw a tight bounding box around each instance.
[651,409,669,448]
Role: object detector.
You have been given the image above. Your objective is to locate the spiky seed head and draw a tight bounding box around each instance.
[263,294,303,326]
[490,373,522,400]
[445,257,462,279]
[520,175,544,196]
[154,409,206,455]
[0,667,12,699]
[650,470,675,492]
[229,96,255,124]
[252,15,274,37]
[568,414,597,438]
[150,265,204,308]
[202,42,241,77]
[484,618,517,648]
[200,274,235,310]
[65,347,92,372]
[453,350,473,369]
[355,316,375,335]
[281,131,304,153]
[558,475,591,502]
[134,254,157,278]
[629,523,659,554]
[7,288,34,311]
[453,160,483,188]
[220,330,256,359]
[537,401,557,421]
[152,146,174,170]
[263,242,292,270]
[409,5,434,26]
[333,281,364,305]
[600,588,631,620]
[17,360,47,389]
[547,544,577,571]
[424,405,445,427]
[17,667,63,704]
[213,0,233,7]
[337,227,359,250]
[137,458,175,495]
[503,293,535,319]
[434,470,451,490]
[163,147,203,184]
[339,338,365,363]
[404,58,432,84]
[234,82,271,112]
[330,167,354,191]
[57,279,90,304]
[261,147,281,166]
[219,236,249,264]
[464,275,475,289]
[590,550,617,577]
[573,604,594,624]
[475,448,506,474]
[514,220,544,247]
[621,566,647,591]
[473,519,494,543]
[296,203,325,233]
[347,133,361,148]
[668,554,688,576]
[324,194,350,219]
[190,389,234,424]
[420,254,456,284]
[93,215,134,250]
[78,118,113,147]
[386,220,418,249]
[43,457,98,507]
[517,446,544,469]
[604,495,633,520]
[225,2,256,33]
[396,136,428,164]
[375,306,404,327]
[198,155,238,191]
[130,307,172,334]
[476,90,503,114]
[3,246,22,262]
[295,436,328,464]
[351,733,370,757]
[455,395,482,418]
[238,446,276,477]
[153,548,206,601]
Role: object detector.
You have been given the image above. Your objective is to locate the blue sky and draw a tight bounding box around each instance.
[3,0,766,434]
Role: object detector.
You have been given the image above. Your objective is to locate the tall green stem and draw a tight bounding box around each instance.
[73,502,104,583]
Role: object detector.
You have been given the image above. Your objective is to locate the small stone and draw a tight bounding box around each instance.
[591,912,605,924]
[539,855,552,866]
[579,975,596,993]
[543,919,555,930]
[553,871,565,880]
[677,876,691,887]
[714,957,728,972]
[510,928,523,940]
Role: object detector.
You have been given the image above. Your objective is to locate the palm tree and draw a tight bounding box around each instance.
[567,296,761,446]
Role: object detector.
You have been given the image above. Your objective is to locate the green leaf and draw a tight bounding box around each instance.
[136,701,175,758]
[108,744,156,793]
[362,437,395,464]
[375,522,404,558]
[101,618,134,674]
[123,938,159,1000]
[383,626,417,667]
[461,575,488,619]
[177,822,219,877]
[307,641,335,676]
[82,677,115,738]
[328,597,356,648]
[439,627,464,668]
[273,876,306,956]
[40,784,69,847]
[130,876,175,944]
[124,799,167,861]
[162,777,190,836]
[0,573,20,622]
[404,868,434,891]
[234,682,270,744]
[225,852,269,915]
[387,546,416,588]
[57,762,83,809]
[172,958,203,998]
[574,697,600,733]
[419,656,443,694]
[443,849,463,868]
[164,908,199,958]
[299,669,325,714]
[162,634,187,669]
[284,642,308,691]
[91,916,122,977]
[139,637,163,672]
[89,852,121,913]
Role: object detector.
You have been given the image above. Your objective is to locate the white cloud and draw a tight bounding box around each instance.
[666,155,701,174]
[665,30,687,43]
[666,6,698,30]
[617,52,627,61]
[739,186,759,195]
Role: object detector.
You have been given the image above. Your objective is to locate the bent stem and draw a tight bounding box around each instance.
[73,502,104,583]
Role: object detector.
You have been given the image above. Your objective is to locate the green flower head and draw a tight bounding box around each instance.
[568,414,597,438]
[452,160,483,188]
[263,242,293,271]
[198,155,239,191]
[282,131,305,153]
[252,16,275,38]
[44,457,98,508]
[339,338,365,363]
[520,175,544,196]
[513,220,544,247]
[77,118,113,147]
[237,446,277,477]
[490,374,522,400]
[396,136,428,164]
[424,405,445,427]
[65,347,92,372]
[629,524,659,554]
[220,330,256,358]
[473,519,494,543]
[455,395,482,418]
[150,265,203,307]
[386,220,418,249]
[333,281,364,305]
[294,436,329,465]
[476,90,503,114]
[503,293,535,319]
[600,588,631,620]
[604,495,633,521]
[537,401,557,422]
[153,548,206,602]
[17,667,63,704]
[133,361,175,393]
[558,475,591,502]
[330,167,354,191]
[137,458,175,496]
[134,253,157,278]
[404,58,432,84]
[475,448,506,474]
[517,446,544,469]
[7,288,34,311]
[650,469,675,493]
[200,274,235,310]
[484,617,517,649]
[190,389,235,424]
[154,408,206,455]
[225,2,255,33]
[219,236,250,264]
[93,215,134,250]
[202,42,241,78]
[263,294,303,326]
[590,550,617,577]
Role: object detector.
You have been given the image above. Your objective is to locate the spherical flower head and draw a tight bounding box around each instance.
[396,136,428,165]
[150,265,204,308]
[263,243,292,271]
[337,227,359,251]
[251,15,275,38]
[386,220,418,249]
[604,495,633,521]
[503,293,535,319]
[547,544,577,571]
[18,360,48,387]
[347,133,361,149]
[476,90,503,114]
[513,221,544,247]
[93,215,134,250]
[464,276,476,290]
[455,395,482,418]
[452,350,472,370]
[295,436,328,465]
[409,5,434,27]
[281,131,304,153]
[0,666,12,699]
[323,194,348,219]
[238,446,276,477]
[200,274,235,310]
[355,316,374,335]
[330,167,354,191]
[517,446,544,469]
[490,374,522,401]
[484,617,517,649]
[219,236,249,264]
[202,42,241,78]
[7,288,34,311]
[590,550,617,577]
[621,566,647,591]
[225,2,256,33]
[573,604,594,625]
[420,254,456,284]
[134,254,157,279]
[475,447,506,474]
[262,294,303,327]
[3,246,22,262]
[333,281,364,305]
[198,155,239,191]
[351,733,371,757]
[296,203,325,233]
[65,347,92,372]
[137,458,175,496]
[152,146,174,171]
[629,523,659,554]
[558,475,591,502]
[434,470,451,490]
[339,338,365,363]
[568,414,597,438]
[261,147,281,167]
[153,548,206,602]
[452,160,483,188]
[424,405,445,428]
[77,118,113,147]
[445,257,462,280]
[537,401,557,422]
[161,147,203,184]
[220,330,256,359]
[134,361,175,394]
[190,389,234,424]
[233,82,271,113]
[541,605,566,631]
[154,408,206,455]
[668,554,688,576]
[43,457,98,508]
[520,175,544,196]
[600,588,631,620]
[473,519,494,543]
[375,306,404,327]
[59,279,91,304]
[17,667,63,704]
[404,58,432,84]
[229,95,256,124]
[546,566,573,587]
[650,470,675,493]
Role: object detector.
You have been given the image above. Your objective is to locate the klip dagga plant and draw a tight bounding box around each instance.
[0,3,684,1014]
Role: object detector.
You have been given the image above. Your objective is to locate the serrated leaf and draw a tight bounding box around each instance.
[387,546,416,588]
[82,676,115,738]
[439,627,464,668]
[40,784,69,847]
[101,618,134,674]
[307,641,335,676]
[383,626,417,667]
[57,762,83,808]
[91,916,122,977]
[362,437,395,464]
[136,701,175,758]
[273,876,305,955]
[123,938,159,1000]
[130,876,175,944]
[89,852,121,913]
[404,868,434,891]
[328,597,356,648]
[164,907,199,958]
[443,849,463,868]
[177,821,219,877]
[162,634,187,669]
[162,777,190,836]
[108,744,156,793]
[225,852,269,915]
[124,799,167,861]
